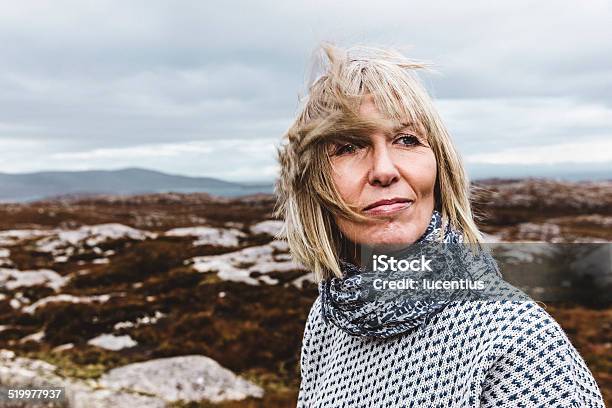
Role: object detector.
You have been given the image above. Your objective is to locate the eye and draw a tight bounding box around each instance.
[333,143,360,156]
[394,133,421,146]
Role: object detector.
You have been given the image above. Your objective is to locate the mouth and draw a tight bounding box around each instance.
[362,198,414,215]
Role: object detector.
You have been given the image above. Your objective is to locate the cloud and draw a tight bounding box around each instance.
[0,138,279,182]
[0,0,610,180]
[436,96,612,153]
[465,139,612,165]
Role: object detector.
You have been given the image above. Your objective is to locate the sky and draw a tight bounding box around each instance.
[0,0,610,182]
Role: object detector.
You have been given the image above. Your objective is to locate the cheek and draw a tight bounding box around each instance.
[398,150,437,193]
[331,164,362,203]
[335,215,376,246]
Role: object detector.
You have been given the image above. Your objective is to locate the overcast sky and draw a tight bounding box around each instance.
[0,0,610,181]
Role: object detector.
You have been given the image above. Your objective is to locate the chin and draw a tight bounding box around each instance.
[362,234,416,249]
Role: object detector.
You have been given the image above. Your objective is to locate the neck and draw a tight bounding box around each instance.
[339,237,362,267]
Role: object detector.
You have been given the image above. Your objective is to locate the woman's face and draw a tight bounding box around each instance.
[329,94,437,249]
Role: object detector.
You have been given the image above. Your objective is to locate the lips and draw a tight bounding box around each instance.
[362,198,413,213]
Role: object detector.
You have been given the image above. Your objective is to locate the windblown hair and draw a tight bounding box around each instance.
[273,42,484,283]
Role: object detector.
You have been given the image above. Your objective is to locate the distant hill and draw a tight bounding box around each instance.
[0,167,274,202]
[467,162,612,182]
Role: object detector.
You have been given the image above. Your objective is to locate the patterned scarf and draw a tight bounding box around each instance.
[318,210,505,339]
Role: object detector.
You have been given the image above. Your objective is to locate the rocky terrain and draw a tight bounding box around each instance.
[0,178,610,407]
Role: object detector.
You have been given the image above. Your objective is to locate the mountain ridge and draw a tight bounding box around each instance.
[0,167,274,202]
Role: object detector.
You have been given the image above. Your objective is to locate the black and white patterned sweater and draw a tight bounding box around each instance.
[297,294,606,407]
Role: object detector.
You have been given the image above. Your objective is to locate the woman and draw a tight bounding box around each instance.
[274,43,605,407]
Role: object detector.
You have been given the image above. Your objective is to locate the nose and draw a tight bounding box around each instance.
[367,142,399,187]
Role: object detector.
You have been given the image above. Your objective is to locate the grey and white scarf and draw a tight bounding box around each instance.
[319,210,506,339]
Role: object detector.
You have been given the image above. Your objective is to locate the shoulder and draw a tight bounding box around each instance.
[448,296,580,365]
[451,278,565,348]
[299,295,326,370]
[304,294,324,336]
[499,300,575,363]
[474,297,575,358]
[491,298,575,353]
[480,300,606,407]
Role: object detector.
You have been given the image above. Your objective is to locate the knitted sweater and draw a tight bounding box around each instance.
[297,294,606,407]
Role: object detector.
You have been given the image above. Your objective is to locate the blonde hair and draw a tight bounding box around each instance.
[274,42,484,283]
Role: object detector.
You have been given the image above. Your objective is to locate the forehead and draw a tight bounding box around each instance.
[358,94,380,116]
[358,94,426,135]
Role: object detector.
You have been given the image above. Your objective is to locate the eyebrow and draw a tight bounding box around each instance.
[389,121,421,135]
[392,122,413,131]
